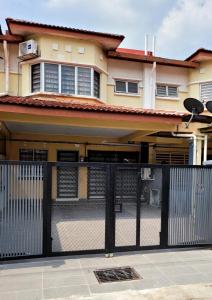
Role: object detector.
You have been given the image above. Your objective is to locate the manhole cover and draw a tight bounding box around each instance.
[94,266,141,283]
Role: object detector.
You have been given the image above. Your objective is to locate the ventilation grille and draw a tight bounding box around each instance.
[156,152,189,165]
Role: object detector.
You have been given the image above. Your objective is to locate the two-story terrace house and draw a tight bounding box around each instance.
[1,18,212,258]
[0,18,212,200]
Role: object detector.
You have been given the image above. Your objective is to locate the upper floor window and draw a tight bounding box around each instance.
[31,64,41,92]
[31,63,100,98]
[156,84,178,98]
[200,82,212,102]
[115,80,138,94]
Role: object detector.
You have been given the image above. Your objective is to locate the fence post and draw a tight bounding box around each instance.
[136,167,141,247]
[105,164,115,255]
[160,166,170,248]
[43,162,52,257]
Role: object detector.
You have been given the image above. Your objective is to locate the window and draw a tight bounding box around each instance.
[31,64,40,92]
[19,149,48,161]
[128,82,138,94]
[115,80,138,94]
[78,67,91,96]
[31,63,100,98]
[61,65,75,95]
[57,150,78,162]
[200,82,212,102]
[44,63,59,92]
[156,84,178,98]
[94,71,100,98]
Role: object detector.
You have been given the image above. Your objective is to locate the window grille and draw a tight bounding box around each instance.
[200,82,212,102]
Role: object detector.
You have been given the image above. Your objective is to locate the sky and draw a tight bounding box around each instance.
[1,0,212,59]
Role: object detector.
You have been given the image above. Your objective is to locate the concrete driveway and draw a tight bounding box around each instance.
[1,248,212,299]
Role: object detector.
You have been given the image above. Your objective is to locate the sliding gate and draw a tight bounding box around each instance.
[1,162,212,260]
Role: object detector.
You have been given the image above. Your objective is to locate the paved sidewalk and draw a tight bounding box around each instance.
[0,248,212,299]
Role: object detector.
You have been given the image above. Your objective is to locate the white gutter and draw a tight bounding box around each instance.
[0,40,9,96]
[203,134,208,163]
[172,133,208,165]
[172,133,197,165]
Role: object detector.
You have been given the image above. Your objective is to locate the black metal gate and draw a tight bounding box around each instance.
[1,161,212,260]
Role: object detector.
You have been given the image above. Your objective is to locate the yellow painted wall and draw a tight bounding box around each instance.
[0,72,21,96]
[155,91,188,112]
[37,35,107,72]
[0,43,21,95]
[21,64,31,96]
[107,85,143,108]
[188,60,212,99]
[7,134,140,200]
[0,73,4,93]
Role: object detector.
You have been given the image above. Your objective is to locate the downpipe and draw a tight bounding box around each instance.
[172,133,208,165]
[171,133,197,165]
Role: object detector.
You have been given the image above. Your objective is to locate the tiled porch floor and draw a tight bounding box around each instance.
[51,203,161,252]
[1,248,212,299]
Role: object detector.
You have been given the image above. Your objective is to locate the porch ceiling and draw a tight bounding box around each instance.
[5,121,135,138]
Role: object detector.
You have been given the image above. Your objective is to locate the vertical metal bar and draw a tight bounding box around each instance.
[160,165,170,248]
[43,162,52,256]
[136,167,141,247]
[105,164,115,254]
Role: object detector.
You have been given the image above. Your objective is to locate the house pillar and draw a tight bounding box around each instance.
[143,63,156,109]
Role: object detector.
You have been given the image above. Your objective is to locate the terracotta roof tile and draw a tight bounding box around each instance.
[6,18,124,40]
[0,95,185,118]
[116,48,152,56]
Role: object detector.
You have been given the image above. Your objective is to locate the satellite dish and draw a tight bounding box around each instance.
[184,98,204,114]
[206,101,212,113]
[183,98,204,128]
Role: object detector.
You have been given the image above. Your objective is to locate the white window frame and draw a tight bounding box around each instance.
[156,83,178,99]
[114,79,139,95]
[30,62,100,98]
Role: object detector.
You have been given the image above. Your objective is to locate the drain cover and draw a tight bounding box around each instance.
[94,267,141,283]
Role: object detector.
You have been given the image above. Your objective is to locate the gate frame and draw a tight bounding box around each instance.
[1,161,212,261]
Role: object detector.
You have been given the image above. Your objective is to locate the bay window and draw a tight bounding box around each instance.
[31,63,100,98]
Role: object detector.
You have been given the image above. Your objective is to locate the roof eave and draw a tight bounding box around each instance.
[108,51,198,68]
[0,34,23,43]
[6,18,125,50]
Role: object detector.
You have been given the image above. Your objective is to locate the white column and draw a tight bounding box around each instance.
[143,63,156,109]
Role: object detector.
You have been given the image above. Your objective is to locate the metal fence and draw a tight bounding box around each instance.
[0,161,212,260]
[0,163,43,259]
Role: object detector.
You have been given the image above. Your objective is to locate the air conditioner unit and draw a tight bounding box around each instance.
[19,40,38,58]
